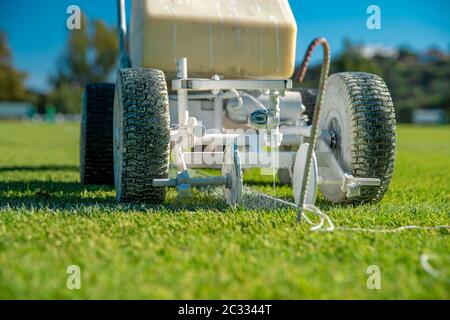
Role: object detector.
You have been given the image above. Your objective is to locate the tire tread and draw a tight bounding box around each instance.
[115,68,170,203]
[337,72,396,203]
[80,83,115,186]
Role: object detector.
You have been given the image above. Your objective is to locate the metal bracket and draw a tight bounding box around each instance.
[152,170,229,199]
[316,138,381,198]
[176,170,192,199]
[342,173,381,198]
[172,78,292,91]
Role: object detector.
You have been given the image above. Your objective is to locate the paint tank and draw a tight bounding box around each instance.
[129,0,297,81]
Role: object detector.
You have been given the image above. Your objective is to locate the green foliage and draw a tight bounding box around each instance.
[0,32,28,101]
[91,20,119,83]
[331,39,382,75]
[49,15,118,113]
[0,123,448,299]
[297,40,450,123]
[52,16,90,87]
[48,83,83,114]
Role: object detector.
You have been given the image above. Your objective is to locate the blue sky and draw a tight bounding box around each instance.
[1,0,449,92]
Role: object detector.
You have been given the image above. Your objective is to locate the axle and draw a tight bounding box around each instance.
[152,174,229,188]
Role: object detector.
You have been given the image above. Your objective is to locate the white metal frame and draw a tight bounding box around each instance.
[116,0,380,203]
[159,58,381,201]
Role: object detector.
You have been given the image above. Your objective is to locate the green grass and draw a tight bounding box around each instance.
[0,122,448,299]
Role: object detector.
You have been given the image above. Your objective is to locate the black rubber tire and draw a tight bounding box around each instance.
[319,72,396,203]
[299,88,317,125]
[80,83,115,186]
[113,68,170,203]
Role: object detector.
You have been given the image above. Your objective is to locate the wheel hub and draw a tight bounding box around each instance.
[328,117,342,160]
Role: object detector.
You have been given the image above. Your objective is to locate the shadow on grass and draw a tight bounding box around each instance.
[0,165,79,173]
[0,165,352,213]
[0,179,230,213]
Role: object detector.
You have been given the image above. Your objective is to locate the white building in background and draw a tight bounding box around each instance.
[412,108,446,124]
[0,102,36,119]
[359,45,399,60]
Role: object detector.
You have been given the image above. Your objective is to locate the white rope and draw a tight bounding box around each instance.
[420,253,450,284]
[304,204,449,233]
[303,204,335,232]
[191,170,449,234]
[245,188,449,233]
[193,170,450,284]
[335,225,450,233]
[247,190,335,231]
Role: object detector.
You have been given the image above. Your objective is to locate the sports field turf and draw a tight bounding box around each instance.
[0,122,448,299]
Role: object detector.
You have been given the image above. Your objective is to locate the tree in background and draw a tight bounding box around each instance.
[331,39,382,75]
[0,32,28,101]
[296,39,450,123]
[49,15,118,114]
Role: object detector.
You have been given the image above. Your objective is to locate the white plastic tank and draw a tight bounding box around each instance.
[129,0,297,81]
